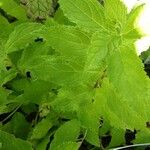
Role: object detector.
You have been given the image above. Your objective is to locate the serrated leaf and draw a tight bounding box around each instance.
[107,44,150,119]
[123,4,145,34]
[95,79,149,131]
[50,119,80,150]
[78,104,100,147]
[60,0,106,31]
[41,25,91,56]
[0,130,33,150]
[122,4,145,39]
[5,23,43,53]
[51,84,93,115]
[104,0,127,25]
[108,128,125,148]
[18,41,53,72]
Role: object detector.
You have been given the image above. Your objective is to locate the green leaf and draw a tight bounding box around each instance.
[0,68,17,86]
[134,131,150,143]
[51,85,93,115]
[122,4,145,39]
[22,80,53,104]
[50,119,80,150]
[18,41,53,72]
[0,16,15,41]
[30,112,57,140]
[0,87,10,105]
[107,45,150,119]
[5,23,43,54]
[59,0,106,31]
[36,136,50,150]
[123,4,145,34]
[0,0,27,21]
[95,79,149,131]
[0,130,33,150]
[104,0,127,25]
[11,112,31,139]
[41,25,91,56]
[108,128,125,148]
[54,8,75,25]
[78,104,100,147]
[51,142,80,150]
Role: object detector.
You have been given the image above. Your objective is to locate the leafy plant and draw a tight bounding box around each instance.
[0,0,150,149]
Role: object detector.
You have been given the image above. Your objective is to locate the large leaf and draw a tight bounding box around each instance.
[41,25,91,56]
[107,44,150,119]
[95,79,150,132]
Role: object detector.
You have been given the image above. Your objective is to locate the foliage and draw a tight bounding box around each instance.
[0,0,150,149]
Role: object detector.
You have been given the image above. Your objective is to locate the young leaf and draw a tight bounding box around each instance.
[104,0,127,25]
[122,4,145,39]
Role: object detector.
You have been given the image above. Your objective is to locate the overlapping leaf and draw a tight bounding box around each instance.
[50,119,80,150]
[0,130,33,150]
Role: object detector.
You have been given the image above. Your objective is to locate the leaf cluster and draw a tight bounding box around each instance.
[0,0,150,149]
